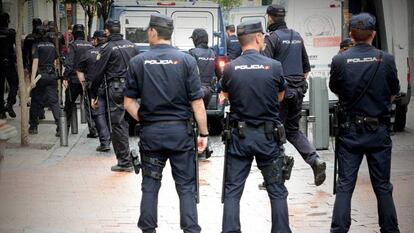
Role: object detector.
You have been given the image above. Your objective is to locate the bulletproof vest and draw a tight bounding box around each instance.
[104,35,137,80]
[84,48,100,81]
[35,41,57,72]
[72,39,93,72]
[190,47,216,85]
[335,44,396,117]
[227,35,241,61]
[0,27,15,60]
[273,29,304,77]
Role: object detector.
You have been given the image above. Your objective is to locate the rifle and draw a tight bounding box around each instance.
[221,113,231,203]
[103,76,112,133]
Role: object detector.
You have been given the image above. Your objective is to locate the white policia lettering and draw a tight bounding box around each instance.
[198,57,215,61]
[234,64,269,70]
[282,40,302,44]
[144,60,179,65]
[347,57,381,63]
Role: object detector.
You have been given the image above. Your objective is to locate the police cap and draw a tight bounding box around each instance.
[73,24,85,33]
[93,30,106,38]
[349,13,376,30]
[148,13,174,30]
[237,20,263,37]
[266,4,286,17]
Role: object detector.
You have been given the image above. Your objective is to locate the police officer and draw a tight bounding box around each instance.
[23,18,42,76]
[329,13,400,233]
[123,14,208,233]
[0,13,18,119]
[189,28,217,107]
[262,4,326,186]
[225,25,242,61]
[63,24,97,137]
[28,26,60,136]
[90,19,138,172]
[220,20,291,233]
[77,30,111,152]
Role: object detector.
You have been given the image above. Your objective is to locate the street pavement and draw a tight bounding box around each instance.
[0,104,413,233]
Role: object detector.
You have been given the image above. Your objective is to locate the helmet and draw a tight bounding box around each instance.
[73,24,85,33]
[32,18,42,28]
[190,28,209,47]
[105,19,121,34]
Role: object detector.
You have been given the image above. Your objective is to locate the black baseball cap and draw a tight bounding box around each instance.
[237,20,263,36]
[266,4,286,17]
[349,13,376,30]
[93,30,106,38]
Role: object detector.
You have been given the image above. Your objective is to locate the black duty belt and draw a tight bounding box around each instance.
[140,120,188,127]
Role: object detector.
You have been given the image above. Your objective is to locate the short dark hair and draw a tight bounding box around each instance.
[350,28,373,42]
[151,25,173,40]
[0,13,10,27]
[238,33,256,47]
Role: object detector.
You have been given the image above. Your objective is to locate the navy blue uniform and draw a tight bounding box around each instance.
[0,26,18,116]
[78,46,111,148]
[124,44,203,233]
[63,39,94,132]
[91,34,138,167]
[221,49,291,233]
[262,23,320,167]
[29,40,60,131]
[329,43,400,233]
[226,35,242,61]
[189,47,217,106]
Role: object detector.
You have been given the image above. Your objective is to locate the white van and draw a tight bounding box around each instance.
[228,0,412,131]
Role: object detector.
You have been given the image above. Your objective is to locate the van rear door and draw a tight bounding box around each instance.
[167,8,217,51]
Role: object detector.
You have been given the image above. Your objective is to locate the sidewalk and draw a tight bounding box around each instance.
[0,104,413,233]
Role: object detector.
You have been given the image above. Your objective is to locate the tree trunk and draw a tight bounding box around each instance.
[16,0,29,146]
[87,13,93,39]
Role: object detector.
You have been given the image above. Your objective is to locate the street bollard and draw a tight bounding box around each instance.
[299,109,308,137]
[80,94,87,124]
[71,105,78,134]
[59,108,68,146]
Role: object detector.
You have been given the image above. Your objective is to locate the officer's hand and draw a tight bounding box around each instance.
[63,80,68,89]
[197,136,208,153]
[91,98,98,110]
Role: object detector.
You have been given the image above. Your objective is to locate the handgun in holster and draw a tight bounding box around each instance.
[130,149,141,174]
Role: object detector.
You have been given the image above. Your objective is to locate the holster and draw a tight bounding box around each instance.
[130,149,141,174]
[237,121,246,138]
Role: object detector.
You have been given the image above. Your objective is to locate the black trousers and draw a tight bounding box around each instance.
[138,123,201,233]
[331,124,399,233]
[280,83,319,166]
[0,60,18,111]
[29,75,59,127]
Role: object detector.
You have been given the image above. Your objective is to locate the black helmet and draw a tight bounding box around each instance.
[73,24,85,33]
[32,18,42,28]
[190,28,208,47]
[105,19,121,34]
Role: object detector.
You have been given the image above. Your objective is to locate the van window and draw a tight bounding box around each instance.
[170,11,214,50]
[120,10,161,44]
[240,16,266,31]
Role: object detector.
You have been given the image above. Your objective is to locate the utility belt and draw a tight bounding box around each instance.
[38,65,56,74]
[136,119,194,136]
[340,114,390,132]
[230,120,286,144]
